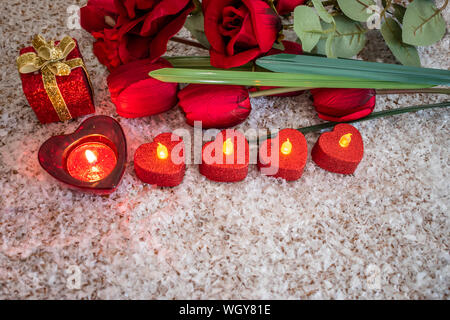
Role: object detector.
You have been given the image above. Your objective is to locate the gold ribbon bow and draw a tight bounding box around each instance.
[17,35,93,121]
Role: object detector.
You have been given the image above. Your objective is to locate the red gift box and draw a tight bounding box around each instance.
[17,35,95,124]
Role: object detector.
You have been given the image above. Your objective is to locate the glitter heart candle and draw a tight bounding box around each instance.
[200,129,249,183]
[311,123,364,174]
[258,128,308,181]
[134,133,185,187]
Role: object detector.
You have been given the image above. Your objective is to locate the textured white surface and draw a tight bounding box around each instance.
[0,0,449,299]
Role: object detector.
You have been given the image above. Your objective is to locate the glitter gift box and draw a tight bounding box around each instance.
[17,35,95,124]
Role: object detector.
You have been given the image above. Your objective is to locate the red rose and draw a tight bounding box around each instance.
[204,0,282,69]
[80,0,118,33]
[107,58,179,118]
[178,84,252,128]
[81,0,194,70]
[275,0,307,16]
[310,88,376,122]
[250,40,303,97]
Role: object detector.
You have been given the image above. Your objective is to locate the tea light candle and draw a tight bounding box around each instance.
[38,115,127,195]
[66,142,117,182]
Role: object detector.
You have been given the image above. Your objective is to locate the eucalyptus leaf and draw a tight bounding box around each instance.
[392,4,406,24]
[312,0,334,23]
[402,0,446,46]
[381,18,421,67]
[294,6,323,52]
[336,0,375,22]
[314,15,366,58]
[184,11,210,49]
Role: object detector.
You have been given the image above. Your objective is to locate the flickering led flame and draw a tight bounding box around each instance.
[223,138,234,156]
[157,143,169,160]
[281,139,292,155]
[339,133,352,148]
[66,142,117,183]
[85,149,97,163]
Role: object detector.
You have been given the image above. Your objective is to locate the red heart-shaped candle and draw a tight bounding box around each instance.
[134,133,185,187]
[200,129,249,182]
[38,115,127,194]
[258,128,308,181]
[312,123,364,174]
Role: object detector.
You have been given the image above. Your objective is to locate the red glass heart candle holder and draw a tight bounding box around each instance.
[200,129,249,183]
[134,133,185,187]
[38,115,127,194]
[258,128,308,181]
[311,123,364,174]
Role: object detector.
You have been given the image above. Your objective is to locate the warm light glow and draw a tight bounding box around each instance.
[85,149,97,163]
[157,143,169,160]
[223,138,234,156]
[281,139,292,155]
[339,133,352,148]
[66,142,117,182]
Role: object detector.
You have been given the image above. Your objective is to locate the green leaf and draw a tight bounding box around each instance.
[184,11,210,49]
[315,15,366,58]
[312,0,334,23]
[392,4,406,24]
[402,0,446,46]
[381,18,421,67]
[294,6,323,52]
[149,67,432,89]
[337,0,376,22]
[256,54,450,85]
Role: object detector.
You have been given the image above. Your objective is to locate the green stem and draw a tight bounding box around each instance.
[170,37,208,50]
[376,88,450,95]
[296,101,450,134]
[249,87,311,97]
[249,87,450,99]
[251,101,449,143]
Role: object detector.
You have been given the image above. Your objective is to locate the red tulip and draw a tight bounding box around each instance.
[107,58,178,118]
[178,84,252,128]
[310,88,376,122]
[275,0,307,16]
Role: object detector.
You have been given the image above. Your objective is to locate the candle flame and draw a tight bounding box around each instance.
[339,133,352,148]
[85,149,97,163]
[223,138,234,156]
[281,139,292,155]
[157,143,168,160]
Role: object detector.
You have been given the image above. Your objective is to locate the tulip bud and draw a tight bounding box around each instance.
[178,84,252,128]
[107,58,178,118]
[310,88,376,122]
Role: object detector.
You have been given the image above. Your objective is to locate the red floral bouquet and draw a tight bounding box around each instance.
[80,0,449,127]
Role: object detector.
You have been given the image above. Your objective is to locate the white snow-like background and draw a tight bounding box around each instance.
[0,0,448,299]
